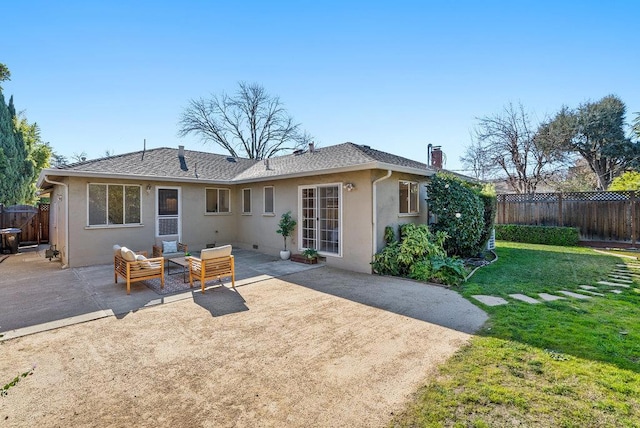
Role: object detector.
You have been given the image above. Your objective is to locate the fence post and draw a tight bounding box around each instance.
[558,193,563,227]
[631,191,637,248]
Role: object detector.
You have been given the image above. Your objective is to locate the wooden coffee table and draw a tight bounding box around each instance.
[167,257,190,283]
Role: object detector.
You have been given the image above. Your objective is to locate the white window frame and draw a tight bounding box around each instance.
[242,188,252,215]
[205,187,231,214]
[297,183,342,257]
[399,180,419,216]
[263,186,275,215]
[86,183,142,228]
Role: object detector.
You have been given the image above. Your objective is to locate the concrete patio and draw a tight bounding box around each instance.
[0,245,487,427]
[0,246,322,339]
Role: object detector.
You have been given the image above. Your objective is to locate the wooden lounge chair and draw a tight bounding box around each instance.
[114,247,164,294]
[188,245,235,293]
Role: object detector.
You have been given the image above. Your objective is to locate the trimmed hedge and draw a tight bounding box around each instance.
[495,224,580,246]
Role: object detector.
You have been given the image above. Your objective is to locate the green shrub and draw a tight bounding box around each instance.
[372,223,467,286]
[427,173,484,257]
[478,185,497,250]
[495,224,580,246]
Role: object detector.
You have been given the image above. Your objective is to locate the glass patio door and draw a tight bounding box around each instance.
[299,184,341,256]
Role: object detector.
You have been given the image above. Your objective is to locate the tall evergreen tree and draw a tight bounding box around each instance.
[0,89,22,205]
[0,89,49,205]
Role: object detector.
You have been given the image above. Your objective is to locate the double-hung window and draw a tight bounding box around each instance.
[263,186,274,215]
[242,188,252,214]
[399,181,419,215]
[88,184,141,226]
[206,188,230,213]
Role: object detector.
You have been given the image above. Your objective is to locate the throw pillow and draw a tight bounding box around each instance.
[163,240,178,253]
[136,254,152,269]
[120,247,137,262]
[113,244,121,255]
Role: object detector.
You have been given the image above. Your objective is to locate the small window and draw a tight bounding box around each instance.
[206,188,231,213]
[263,186,274,214]
[242,188,252,214]
[88,184,141,226]
[399,181,419,215]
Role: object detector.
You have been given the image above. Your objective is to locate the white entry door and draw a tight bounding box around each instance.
[156,187,181,240]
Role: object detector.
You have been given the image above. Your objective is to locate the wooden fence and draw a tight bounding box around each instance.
[496,191,639,245]
[0,204,50,245]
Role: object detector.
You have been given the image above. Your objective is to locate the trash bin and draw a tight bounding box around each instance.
[0,228,21,254]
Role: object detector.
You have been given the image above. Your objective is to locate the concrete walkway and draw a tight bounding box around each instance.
[0,246,322,340]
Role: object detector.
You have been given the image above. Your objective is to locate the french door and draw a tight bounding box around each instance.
[299,184,341,256]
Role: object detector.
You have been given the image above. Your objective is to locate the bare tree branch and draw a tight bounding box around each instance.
[179,82,311,159]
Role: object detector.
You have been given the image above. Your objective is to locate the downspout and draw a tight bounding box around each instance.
[372,170,393,258]
[43,176,69,268]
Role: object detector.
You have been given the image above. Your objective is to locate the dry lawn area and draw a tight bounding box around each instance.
[1,268,484,427]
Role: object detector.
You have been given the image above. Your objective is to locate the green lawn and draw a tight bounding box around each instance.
[393,242,640,427]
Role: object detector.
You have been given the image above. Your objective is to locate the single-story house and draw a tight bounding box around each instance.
[37,142,438,273]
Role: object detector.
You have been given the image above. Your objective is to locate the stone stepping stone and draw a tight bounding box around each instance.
[609,274,633,280]
[471,295,509,306]
[612,270,640,277]
[616,264,640,270]
[606,275,633,283]
[558,290,592,299]
[538,293,566,301]
[609,289,623,294]
[579,290,605,297]
[508,294,540,304]
[579,285,599,290]
[597,281,630,288]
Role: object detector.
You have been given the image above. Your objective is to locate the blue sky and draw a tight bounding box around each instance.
[3,1,639,172]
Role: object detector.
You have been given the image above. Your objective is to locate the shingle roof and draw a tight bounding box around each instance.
[226,143,428,181]
[56,147,257,181]
[49,142,430,183]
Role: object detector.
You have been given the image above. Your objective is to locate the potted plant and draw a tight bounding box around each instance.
[302,248,318,264]
[276,211,297,260]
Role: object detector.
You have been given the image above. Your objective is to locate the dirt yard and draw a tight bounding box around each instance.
[0,267,485,427]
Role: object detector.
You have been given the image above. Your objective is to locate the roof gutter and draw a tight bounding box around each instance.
[372,170,393,261]
[43,176,69,268]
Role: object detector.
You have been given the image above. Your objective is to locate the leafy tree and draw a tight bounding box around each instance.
[467,103,565,193]
[50,152,68,167]
[543,95,638,190]
[609,171,640,191]
[178,82,312,159]
[0,63,10,90]
[426,173,484,257]
[0,88,51,205]
[13,111,51,203]
[633,112,640,140]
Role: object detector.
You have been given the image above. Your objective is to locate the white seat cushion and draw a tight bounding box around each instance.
[200,245,232,260]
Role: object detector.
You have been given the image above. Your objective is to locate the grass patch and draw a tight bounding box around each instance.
[393,241,640,427]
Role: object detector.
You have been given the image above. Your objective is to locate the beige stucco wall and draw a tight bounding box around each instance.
[49,169,430,273]
[47,180,69,266]
[234,170,375,274]
[60,177,238,267]
[374,172,430,252]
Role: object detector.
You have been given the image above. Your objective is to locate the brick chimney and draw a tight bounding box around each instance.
[430,146,443,169]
